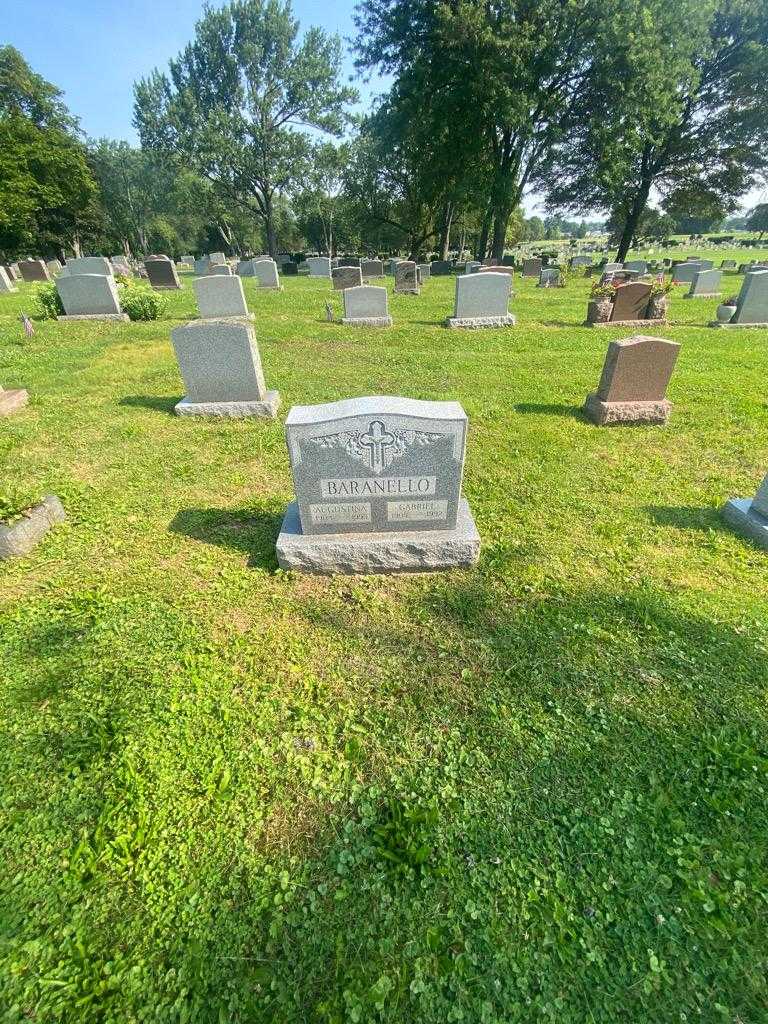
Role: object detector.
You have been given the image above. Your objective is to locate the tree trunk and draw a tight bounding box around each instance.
[438,202,454,261]
[264,194,277,256]
[615,181,652,262]
[491,201,513,263]
[477,203,493,260]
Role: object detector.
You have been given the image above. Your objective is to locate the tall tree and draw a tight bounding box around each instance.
[746,203,768,238]
[292,141,351,255]
[355,0,606,261]
[134,0,356,256]
[546,0,768,261]
[0,47,98,259]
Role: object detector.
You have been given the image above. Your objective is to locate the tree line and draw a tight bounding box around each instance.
[1,0,767,263]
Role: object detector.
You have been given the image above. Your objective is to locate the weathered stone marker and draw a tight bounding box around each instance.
[0,384,29,416]
[711,270,768,327]
[276,396,480,573]
[170,320,280,418]
[686,269,722,299]
[145,256,182,289]
[56,274,128,321]
[361,259,385,278]
[0,495,66,561]
[521,258,542,278]
[332,266,363,291]
[723,472,768,550]
[446,272,515,328]
[394,261,420,295]
[584,335,680,425]
[341,285,392,327]
[17,259,52,283]
[0,267,18,293]
[193,275,250,319]
[239,258,281,288]
[62,256,114,277]
[610,282,653,323]
[307,257,331,277]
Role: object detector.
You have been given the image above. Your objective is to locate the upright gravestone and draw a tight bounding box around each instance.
[624,260,647,274]
[243,258,281,289]
[361,259,385,279]
[275,396,481,574]
[18,260,51,284]
[446,272,515,329]
[479,265,514,276]
[418,263,432,281]
[713,270,768,327]
[537,267,560,288]
[0,267,18,294]
[209,252,226,265]
[332,266,363,291]
[603,262,623,274]
[610,282,653,323]
[584,335,680,425]
[145,257,182,290]
[394,261,420,295]
[63,256,113,277]
[672,261,705,284]
[721,259,737,270]
[521,258,542,278]
[194,257,210,276]
[430,260,453,276]
[686,269,722,299]
[46,259,62,276]
[387,258,402,276]
[465,261,481,274]
[722,472,768,550]
[0,384,28,417]
[170,320,280,418]
[307,257,331,278]
[7,263,21,281]
[193,275,250,320]
[282,262,298,276]
[209,264,233,276]
[56,274,128,321]
[341,285,392,327]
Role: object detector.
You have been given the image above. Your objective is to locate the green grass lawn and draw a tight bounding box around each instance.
[1,258,768,1023]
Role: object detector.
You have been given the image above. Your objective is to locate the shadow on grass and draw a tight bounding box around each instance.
[169,502,284,569]
[120,394,179,415]
[645,504,724,533]
[514,401,587,421]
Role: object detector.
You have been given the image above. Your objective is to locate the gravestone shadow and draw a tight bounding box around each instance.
[514,402,587,421]
[645,504,724,533]
[169,503,284,570]
[120,394,180,415]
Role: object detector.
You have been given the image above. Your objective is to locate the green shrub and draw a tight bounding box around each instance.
[118,284,166,322]
[32,283,64,320]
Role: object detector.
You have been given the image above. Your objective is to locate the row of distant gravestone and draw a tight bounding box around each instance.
[3,267,768,566]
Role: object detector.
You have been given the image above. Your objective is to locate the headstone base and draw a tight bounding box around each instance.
[445,314,516,329]
[57,313,130,322]
[341,316,393,327]
[395,288,420,296]
[683,293,721,299]
[0,389,29,417]
[708,321,768,329]
[0,495,66,560]
[584,392,671,425]
[588,318,665,328]
[276,498,481,575]
[174,390,281,419]
[722,498,768,550]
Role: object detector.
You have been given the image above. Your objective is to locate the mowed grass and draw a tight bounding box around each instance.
[1,252,768,1023]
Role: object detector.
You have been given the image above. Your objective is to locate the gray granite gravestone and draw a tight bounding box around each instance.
[672,261,705,284]
[624,260,647,274]
[193,275,250,319]
[465,261,481,274]
[7,263,21,281]
[56,274,128,320]
[0,384,28,416]
[387,258,402,276]
[246,258,280,288]
[538,267,560,287]
[209,264,233,276]
[341,285,392,327]
[727,270,768,326]
[276,396,480,573]
[361,259,384,279]
[446,272,515,328]
[479,265,515,275]
[721,259,737,270]
[332,266,363,291]
[145,257,182,289]
[722,472,768,549]
[63,256,113,277]
[194,257,210,276]
[209,252,226,265]
[395,261,420,294]
[18,259,51,283]
[571,256,593,267]
[430,260,452,276]
[418,263,431,281]
[307,257,331,277]
[0,267,18,293]
[46,259,62,276]
[584,335,680,425]
[686,269,722,298]
[170,320,280,418]
[521,258,542,278]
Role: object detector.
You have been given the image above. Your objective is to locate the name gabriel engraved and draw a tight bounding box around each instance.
[320,475,436,499]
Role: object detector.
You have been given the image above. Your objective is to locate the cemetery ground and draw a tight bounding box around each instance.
[1,255,768,1023]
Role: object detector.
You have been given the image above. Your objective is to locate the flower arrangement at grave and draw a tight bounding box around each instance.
[586,280,617,323]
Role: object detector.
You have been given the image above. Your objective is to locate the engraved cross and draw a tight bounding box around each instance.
[359,420,395,473]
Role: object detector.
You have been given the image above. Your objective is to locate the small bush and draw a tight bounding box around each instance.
[32,283,64,320]
[118,285,166,322]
